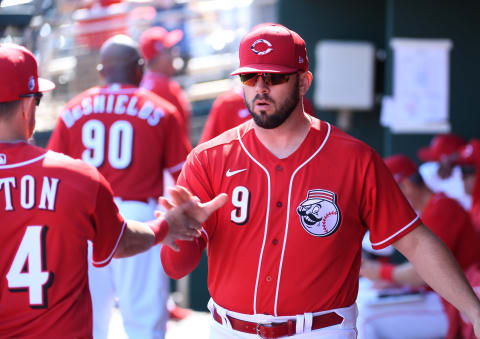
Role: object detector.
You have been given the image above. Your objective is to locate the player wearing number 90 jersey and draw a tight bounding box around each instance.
[47,83,190,201]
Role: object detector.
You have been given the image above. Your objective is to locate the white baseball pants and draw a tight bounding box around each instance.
[356,278,448,339]
[88,198,169,339]
[208,299,358,338]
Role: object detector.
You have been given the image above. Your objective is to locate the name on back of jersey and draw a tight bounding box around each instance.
[0,175,59,212]
[62,94,165,128]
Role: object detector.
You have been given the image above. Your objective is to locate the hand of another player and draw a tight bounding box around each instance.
[360,258,381,281]
[156,186,227,251]
[160,186,228,224]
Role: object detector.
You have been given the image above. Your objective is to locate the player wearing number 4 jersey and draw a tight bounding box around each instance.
[47,35,191,339]
[0,43,225,338]
[161,24,480,338]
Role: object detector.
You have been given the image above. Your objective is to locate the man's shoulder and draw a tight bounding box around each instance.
[324,122,376,156]
[194,121,250,154]
[44,150,101,181]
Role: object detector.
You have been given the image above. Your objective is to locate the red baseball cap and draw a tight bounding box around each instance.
[231,23,308,75]
[455,139,480,166]
[139,26,183,61]
[384,154,418,183]
[0,43,55,103]
[417,134,466,162]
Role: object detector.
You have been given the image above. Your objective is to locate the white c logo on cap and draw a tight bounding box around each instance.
[251,39,273,55]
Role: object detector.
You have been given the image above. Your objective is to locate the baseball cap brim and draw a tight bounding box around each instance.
[417,146,436,162]
[231,64,299,76]
[163,29,183,49]
[38,77,56,93]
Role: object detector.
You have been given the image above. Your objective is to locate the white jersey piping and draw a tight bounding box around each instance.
[93,220,127,266]
[236,126,271,315]
[0,153,46,169]
[167,161,186,174]
[371,215,420,247]
[273,122,332,316]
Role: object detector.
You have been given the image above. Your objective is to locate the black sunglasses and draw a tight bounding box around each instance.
[239,72,295,87]
[20,92,43,106]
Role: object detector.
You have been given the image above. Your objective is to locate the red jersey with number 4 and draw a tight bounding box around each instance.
[47,84,191,201]
[0,142,125,338]
[163,118,421,316]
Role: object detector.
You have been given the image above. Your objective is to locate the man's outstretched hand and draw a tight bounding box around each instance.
[156,186,228,251]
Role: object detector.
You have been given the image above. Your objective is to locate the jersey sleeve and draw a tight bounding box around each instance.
[199,95,225,144]
[162,111,192,180]
[46,118,70,154]
[90,172,126,267]
[361,150,422,249]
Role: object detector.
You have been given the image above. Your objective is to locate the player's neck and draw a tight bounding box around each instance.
[253,108,311,159]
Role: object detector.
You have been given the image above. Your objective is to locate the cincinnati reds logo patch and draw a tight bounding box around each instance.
[296,189,341,237]
[251,39,273,55]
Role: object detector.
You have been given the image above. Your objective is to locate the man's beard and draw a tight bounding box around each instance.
[245,78,300,129]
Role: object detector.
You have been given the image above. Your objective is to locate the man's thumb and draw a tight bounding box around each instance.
[202,193,228,217]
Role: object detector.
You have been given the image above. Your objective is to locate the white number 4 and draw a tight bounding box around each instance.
[7,225,53,308]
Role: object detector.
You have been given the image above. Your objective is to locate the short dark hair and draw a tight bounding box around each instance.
[0,100,21,120]
[407,172,425,187]
[460,165,476,177]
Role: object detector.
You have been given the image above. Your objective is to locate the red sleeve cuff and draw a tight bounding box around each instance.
[150,218,169,245]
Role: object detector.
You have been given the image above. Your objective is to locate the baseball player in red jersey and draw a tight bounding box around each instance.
[160,23,480,338]
[357,155,480,339]
[444,263,480,339]
[456,139,480,231]
[199,85,315,144]
[0,43,226,338]
[47,35,191,339]
[139,26,192,134]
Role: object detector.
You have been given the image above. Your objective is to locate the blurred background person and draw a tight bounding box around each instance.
[47,34,191,339]
[140,26,191,136]
[417,133,471,210]
[443,139,480,231]
[357,154,480,339]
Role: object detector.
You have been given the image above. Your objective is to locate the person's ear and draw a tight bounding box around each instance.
[96,63,105,78]
[299,71,312,96]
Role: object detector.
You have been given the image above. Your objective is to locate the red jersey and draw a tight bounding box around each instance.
[162,118,421,316]
[0,142,125,338]
[140,71,191,134]
[421,193,480,270]
[458,139,480,230]
[445,263,480,339]
[47,84,191,201]
[198,87,316,144]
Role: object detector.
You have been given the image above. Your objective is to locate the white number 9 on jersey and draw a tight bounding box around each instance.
[230,186,250,225]
[81,119,134,169]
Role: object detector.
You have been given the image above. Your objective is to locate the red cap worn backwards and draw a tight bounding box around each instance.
[0,43,55,103]
[384,154,418,183]
[139,26,183,61]
[417,134,466,162]
[231,23,308,75]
